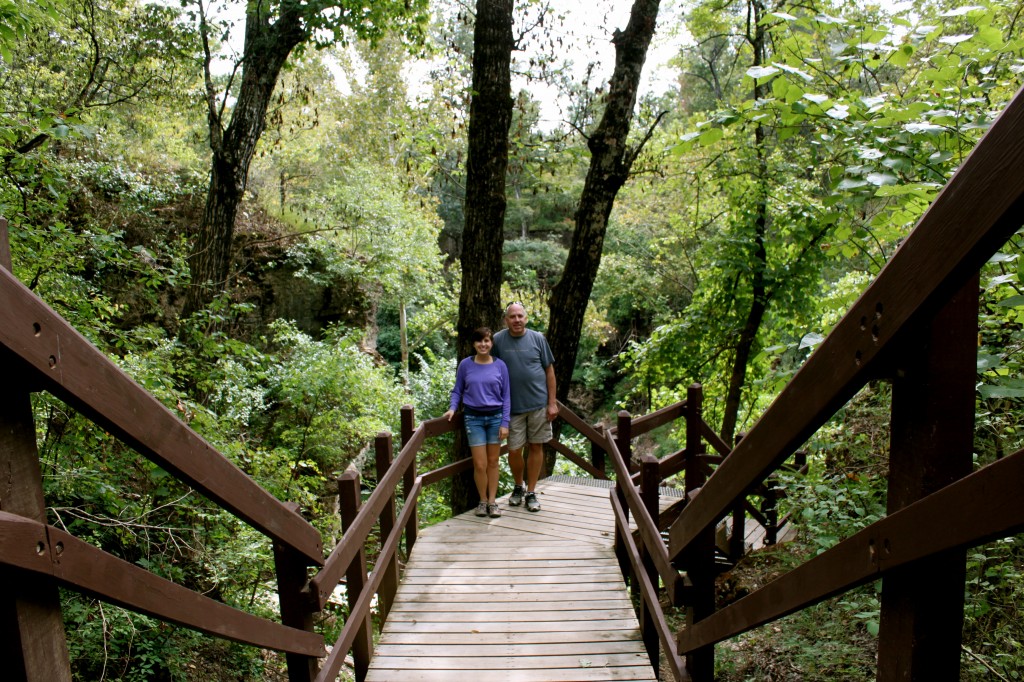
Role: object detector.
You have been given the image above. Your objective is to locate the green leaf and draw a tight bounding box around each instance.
[889,45,913,68]
[995,295,1024,308]
[746,65,779,80]
[976,25,1004,49]
[979,385,1024,400]
[699,127,723,146]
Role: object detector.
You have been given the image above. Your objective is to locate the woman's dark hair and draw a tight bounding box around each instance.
[471,327,493,343]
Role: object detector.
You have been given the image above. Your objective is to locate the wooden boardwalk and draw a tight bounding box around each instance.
[366,477,672,681]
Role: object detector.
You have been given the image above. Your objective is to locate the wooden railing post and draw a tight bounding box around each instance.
[684,383,714,681]
[876,275,978,681]
[273,503,318,682]
[0,216,73,682]
[729,433,746,563]
[640,455,661,675]
[399,405,418,554]
[617,410,633,472]
[590,424,606,477]
[762,484,778,546]
[614,411,632,580]
[373,432,400,620]
[339,471,373,682]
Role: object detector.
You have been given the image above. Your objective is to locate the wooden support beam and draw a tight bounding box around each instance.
[373,433,400,620]
[877,275,978,681]
[640,456,661,672]
[684,383,714,681]
[400,405,418,553]
[339,472,373,682]
[274,501,319,682]
[0,218,71,682]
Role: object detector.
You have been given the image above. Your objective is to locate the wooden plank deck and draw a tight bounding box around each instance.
[365,477,670,682]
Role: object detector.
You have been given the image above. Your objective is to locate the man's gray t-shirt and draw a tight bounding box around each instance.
[491,328,555,415]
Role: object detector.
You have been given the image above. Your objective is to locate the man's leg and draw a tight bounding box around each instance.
[524,442,545,512]
[525,442,544,491]
[508,447,525,487]
[507,413,527,506]
[507,446,526,506]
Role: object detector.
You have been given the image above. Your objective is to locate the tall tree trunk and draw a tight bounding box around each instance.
[720,0,769,445]
[182,3,307,318]
[720,182,767,444]
[547,0,662,402]
[457,0,514,356]
[450,0,514,513]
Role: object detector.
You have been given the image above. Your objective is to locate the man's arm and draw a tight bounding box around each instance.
[545,363,558,421]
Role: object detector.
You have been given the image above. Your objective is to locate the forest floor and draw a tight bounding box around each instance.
[658,541,877,682]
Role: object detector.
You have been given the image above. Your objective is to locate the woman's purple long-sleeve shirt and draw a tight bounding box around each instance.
[449,357,511,428]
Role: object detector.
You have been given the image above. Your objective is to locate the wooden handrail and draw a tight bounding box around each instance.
[0,267,323,564]
[0,513,324,656]
[308,418,435,607]
[628,400,688,437]
[603,429,683,600]
[669,85,1024,561]
[678,444,1024,653]
[548,439,608,479]
[315,476,423,682]
[556,400,607,444]
[609,493,688,681]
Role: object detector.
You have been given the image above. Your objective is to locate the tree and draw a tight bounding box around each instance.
[627,0,1022,438]
[546,0,664,403]
[445,0,514,513]
[455,0,515,358]
[180,0,429,318]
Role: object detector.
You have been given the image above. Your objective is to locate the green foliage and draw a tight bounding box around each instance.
[263,320,406,481]
[625,0,1024,432]
[63,597,200,682]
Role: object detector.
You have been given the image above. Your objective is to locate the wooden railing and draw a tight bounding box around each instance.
[552,387,805,680]
[0,217,326,681]
[572,83,1024,682]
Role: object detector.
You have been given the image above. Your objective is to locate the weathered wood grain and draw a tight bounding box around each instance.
[365,479,662,681]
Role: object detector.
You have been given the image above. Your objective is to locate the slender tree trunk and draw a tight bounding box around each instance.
[451,0,514,513]
[720,0,769,444]
[547,0,662,402]
[399,298,409,385]
[182,3,307,318]
[720,186,767,444]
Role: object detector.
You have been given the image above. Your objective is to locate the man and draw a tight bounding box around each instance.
[491,302,557,512]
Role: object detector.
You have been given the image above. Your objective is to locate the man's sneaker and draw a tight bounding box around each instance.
[475,501,488,517]
[525,491,541,512]
[487,503,502,518]
[509,485,525,507]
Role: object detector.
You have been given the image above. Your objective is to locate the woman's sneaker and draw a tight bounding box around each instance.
[475,501,488,517]
[487,503,502,518]
[509,485,525,506]
[525,491,541,512]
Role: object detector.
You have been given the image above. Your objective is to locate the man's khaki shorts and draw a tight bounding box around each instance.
[508,407,552,451]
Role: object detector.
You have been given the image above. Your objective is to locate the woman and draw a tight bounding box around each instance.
[444,327,511,518]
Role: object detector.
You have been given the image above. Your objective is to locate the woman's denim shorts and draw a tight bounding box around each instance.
[464,411,503,447]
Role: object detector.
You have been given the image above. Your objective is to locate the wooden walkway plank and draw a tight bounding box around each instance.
[365,478,661,682]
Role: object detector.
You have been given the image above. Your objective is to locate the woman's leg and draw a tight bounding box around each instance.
[486,443,501,503]
[471,445,489,501]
